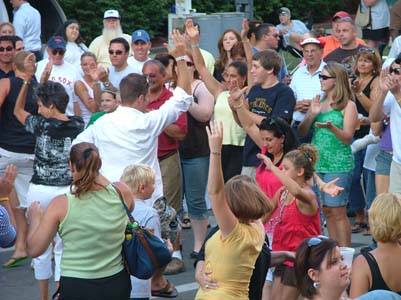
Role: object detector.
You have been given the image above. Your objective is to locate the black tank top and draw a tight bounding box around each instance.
[0,77,38,154]
[361,251,401,296]
[179,81,210,159]
[354,75,376,139]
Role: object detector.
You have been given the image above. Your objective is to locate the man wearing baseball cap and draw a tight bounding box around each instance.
[276,7,309,51]
[290,37,326,142]
[127,29,152,74]
[35,36,81,116]
[89,9,132,67]
[320,11,366,58]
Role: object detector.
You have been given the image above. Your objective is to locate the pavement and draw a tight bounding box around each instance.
[0,215,372,300]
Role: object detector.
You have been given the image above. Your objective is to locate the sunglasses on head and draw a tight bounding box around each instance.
[307,235,329,247]
[108,50,123,55]
[52,49,65,55]
[319,74,336,80]
[0,46,14,52]
[358,47,375,54]
[390,66,401,75]
[16,46,25,51]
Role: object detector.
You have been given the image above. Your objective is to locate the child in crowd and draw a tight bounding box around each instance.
[86,88,119,127]
[121,164,177,300]
[257,144,321,300]
[13,52,84,300]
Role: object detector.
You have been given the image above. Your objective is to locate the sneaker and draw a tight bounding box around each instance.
[163,258,185,275]
[351,134,380,154]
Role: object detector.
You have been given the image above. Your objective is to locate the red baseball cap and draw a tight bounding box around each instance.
[332,11,350,20]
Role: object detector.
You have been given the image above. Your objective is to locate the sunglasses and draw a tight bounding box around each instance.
[186,61,194,67]
[319,74,336,80]
[52,49,65,55]
[390,66,401,75]
[268,33,279,38]
[0,46,14,52]
[307,235,329,247]
[358,47,375,54]
[109,50,124,55]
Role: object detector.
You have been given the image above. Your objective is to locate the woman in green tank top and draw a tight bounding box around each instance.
[298,62,359,247]
[26,142,134,300]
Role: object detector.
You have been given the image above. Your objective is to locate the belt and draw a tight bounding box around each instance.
[158,150,178,162]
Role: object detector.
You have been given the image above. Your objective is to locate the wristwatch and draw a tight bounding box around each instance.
[103,81,111,88]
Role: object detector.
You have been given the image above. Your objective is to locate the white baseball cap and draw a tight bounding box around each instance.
[104,9,120,19]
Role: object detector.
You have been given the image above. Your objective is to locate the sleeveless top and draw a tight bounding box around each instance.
[76,79,94,125]
[59,184,127,279]
[214,91,246,146]
[312,108,354,173]
[272,189,321,266]
[179,81,210,159]
[355,75,376,139]
[361,251,401,295]
[0,77,38,154]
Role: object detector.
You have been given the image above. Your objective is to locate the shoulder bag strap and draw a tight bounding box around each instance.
[112,183,135,224]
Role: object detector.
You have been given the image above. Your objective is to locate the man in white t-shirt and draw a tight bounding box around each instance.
[89,9,132,67]
[127,29,152,74]
[35,36,81,116]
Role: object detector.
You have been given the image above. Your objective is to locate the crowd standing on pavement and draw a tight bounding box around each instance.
[1,1,401,299]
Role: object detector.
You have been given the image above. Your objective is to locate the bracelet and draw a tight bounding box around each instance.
[175,56,186,62]
[233,100,243,109]
[103,81,111,88]
[190,43,199,49]
[23,80,30,85]
[0,197,9,202]
[357,92,364,97]
[211,152,221,156]
[94,81,101,85]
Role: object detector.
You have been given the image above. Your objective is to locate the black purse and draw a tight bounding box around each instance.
[114,185,172,279]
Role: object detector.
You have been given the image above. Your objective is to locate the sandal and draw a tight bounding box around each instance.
[363,226,371,236]
[2,256,29,268]
[182,217,191,229]
[151,280,178,298]
[351,222,367,233]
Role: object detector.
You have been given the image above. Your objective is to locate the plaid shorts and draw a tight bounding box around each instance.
[152,196,181,242]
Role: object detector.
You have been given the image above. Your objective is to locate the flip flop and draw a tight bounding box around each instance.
[152,280,178,298]
[2,256,29,268]
[182,217,191,229]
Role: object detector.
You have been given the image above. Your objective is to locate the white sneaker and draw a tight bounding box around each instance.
[351,134,380,153]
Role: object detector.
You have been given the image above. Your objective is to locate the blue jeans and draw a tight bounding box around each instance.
[364,168,376,209]
[181,156,209,220]
[315,172,352,207]
[349,149,367,212]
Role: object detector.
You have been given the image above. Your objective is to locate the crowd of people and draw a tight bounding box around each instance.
[1,1,401,299]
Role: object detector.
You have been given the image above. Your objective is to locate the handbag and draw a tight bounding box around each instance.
[113,184,172,279]
[355,4,371,28]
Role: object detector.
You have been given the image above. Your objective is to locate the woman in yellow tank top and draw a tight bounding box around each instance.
[195,120,273,300]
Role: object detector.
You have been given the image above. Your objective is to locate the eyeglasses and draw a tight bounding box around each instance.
[267,33,279,38]
[186,61,194,67]
[0,46,14,52]
[52,49,65,56]
[108,50,124,55]
[390,66,401,75]
[358,47,375,54]
[319,74,336,80]
[307,235,329,247]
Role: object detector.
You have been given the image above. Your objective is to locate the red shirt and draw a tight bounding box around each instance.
[147,87,187,158]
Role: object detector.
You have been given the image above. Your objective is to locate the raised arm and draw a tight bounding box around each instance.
[298,95,321,136]
[189,81,214,122]
[170,29,192,95]
[206,121,237,237]
[185,19,223,98]
[370,68,395,122]
[241,19,254,88]
[14,53,36,126]
[74,80,98,113]
[229,87,263,148]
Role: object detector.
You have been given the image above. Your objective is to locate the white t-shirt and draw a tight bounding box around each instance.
[127,56,151,74]
[130,199,162,298]
[108,64,137,88]
[35,60,82,116]
[382,92,401,164]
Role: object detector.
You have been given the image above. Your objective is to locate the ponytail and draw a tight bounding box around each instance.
[69,142,102,198]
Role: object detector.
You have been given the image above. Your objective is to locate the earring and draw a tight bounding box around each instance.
[313,281,320,289]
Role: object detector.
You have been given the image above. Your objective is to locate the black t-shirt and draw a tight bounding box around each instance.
[324,44,364,66]
[0,69,15,79]
[243,82,295,167]
[25,115,84,186]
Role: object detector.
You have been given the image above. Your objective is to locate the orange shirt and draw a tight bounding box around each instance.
[321,35,367,58]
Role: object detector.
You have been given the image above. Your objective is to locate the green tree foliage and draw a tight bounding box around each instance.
[58,0,345,42]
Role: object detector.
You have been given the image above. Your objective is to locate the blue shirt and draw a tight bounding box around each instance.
[276,20,309,47]
[13,2,41,51]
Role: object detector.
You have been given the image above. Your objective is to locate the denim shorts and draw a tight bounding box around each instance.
[375,150,392,176]
[315,172,352,207]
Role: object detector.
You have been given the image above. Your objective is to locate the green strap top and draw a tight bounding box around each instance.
[59,184,128,279]
[312,109,354,173]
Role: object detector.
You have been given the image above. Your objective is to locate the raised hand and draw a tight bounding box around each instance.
[310,95,321,116]
[0,164,17,197]
[378,68,391,93]
[241,18,249,41]
[206,120,223,153]
[40,59,53,83]
[28,201,44,225]
[185,19,200,44]
[228,86,247,110]
[97,65,109,82]
[256,153,273,170]
[168,29,186,57]
[23,53,37,78]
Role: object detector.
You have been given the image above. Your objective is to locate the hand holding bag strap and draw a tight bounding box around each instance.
[112,183,161,269]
